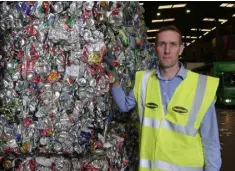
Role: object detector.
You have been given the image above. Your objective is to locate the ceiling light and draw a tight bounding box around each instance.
[233,14,235,17]
[186,43,191,46]
[219,19,228,24]
[164,18,175,22]
[186,36,197,39]
[226,4,234,7]
[152,19,163,23]
[220,3,235,8]
[158,5,172,9]
[191,28,211,32]
[186,9,190,13]
[201,29,211,32]
[199,36,202,39]
[182,36,185,38]
[208,19,215,21]
[172,4,186,8]
[219,19,227,22]
[157,13,161,16]
[204,32,209,36]
[139,3,144,6]
[147,37,156,40]
[203,18,215,21]
[191,40,195,43]
[211,27,216,30]
[184,36,197,39]
[147,29,159,33]
[220,3,228,7]
[152,18,175,23]
[221,20,227,24]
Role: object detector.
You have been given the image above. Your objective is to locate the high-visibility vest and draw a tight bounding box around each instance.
[133,69,219,171]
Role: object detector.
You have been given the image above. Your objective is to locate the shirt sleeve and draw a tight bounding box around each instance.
[111,85,136,112]
[200,102,222,171]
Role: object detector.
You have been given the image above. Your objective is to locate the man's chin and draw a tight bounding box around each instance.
[159,62,175,69]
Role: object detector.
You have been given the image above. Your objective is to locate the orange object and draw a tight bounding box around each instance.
[100,1,108,8]
[47,72,60,82]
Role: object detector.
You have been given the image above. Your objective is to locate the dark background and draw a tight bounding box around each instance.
[142,1,235,63]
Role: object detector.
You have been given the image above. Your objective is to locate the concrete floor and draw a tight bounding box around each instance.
[217,108,235,171]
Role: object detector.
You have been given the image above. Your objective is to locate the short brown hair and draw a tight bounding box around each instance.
[155,25,183,44]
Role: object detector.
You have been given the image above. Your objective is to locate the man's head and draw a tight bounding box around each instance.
[155,25,184,69]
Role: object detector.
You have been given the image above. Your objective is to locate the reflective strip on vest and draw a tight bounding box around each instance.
[139,71,208,136]
[140,158,203,171]
[143,117,161,128]
[139,70,152,124]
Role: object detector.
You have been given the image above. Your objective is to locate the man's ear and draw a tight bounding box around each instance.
[179,44,184,55]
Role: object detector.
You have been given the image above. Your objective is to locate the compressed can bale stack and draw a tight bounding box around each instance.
[0,1,157,170]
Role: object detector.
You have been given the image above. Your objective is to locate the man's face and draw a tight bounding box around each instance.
[155,30,184,69]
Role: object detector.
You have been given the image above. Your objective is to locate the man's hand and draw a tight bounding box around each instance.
[111,80,120,87]
[103,49,120,86]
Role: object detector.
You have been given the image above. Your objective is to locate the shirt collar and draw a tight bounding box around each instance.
[156,62,188,80]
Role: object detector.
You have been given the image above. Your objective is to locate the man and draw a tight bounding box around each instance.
[109,25,221,171]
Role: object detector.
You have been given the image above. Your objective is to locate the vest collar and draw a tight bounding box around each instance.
[156,62,188,80]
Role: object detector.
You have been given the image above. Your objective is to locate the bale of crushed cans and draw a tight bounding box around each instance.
[0,1,157,170]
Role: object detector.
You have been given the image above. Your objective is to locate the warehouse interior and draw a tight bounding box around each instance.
[143,1,235,63]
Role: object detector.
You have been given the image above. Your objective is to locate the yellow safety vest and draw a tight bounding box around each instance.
[133,69,219,171]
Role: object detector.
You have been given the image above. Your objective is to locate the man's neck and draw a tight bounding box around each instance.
[159,63,180,80]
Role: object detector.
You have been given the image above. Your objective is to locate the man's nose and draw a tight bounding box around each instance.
[164,44,170,54]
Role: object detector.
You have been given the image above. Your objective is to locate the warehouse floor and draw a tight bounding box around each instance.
[217,108,235,171]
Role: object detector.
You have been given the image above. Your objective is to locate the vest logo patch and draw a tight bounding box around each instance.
[145,102,158,109]
[172,106,188,114]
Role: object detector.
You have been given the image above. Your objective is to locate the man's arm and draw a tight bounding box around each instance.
[104,49,136,112]
[111,82,136,112]
[200,102,222,171]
